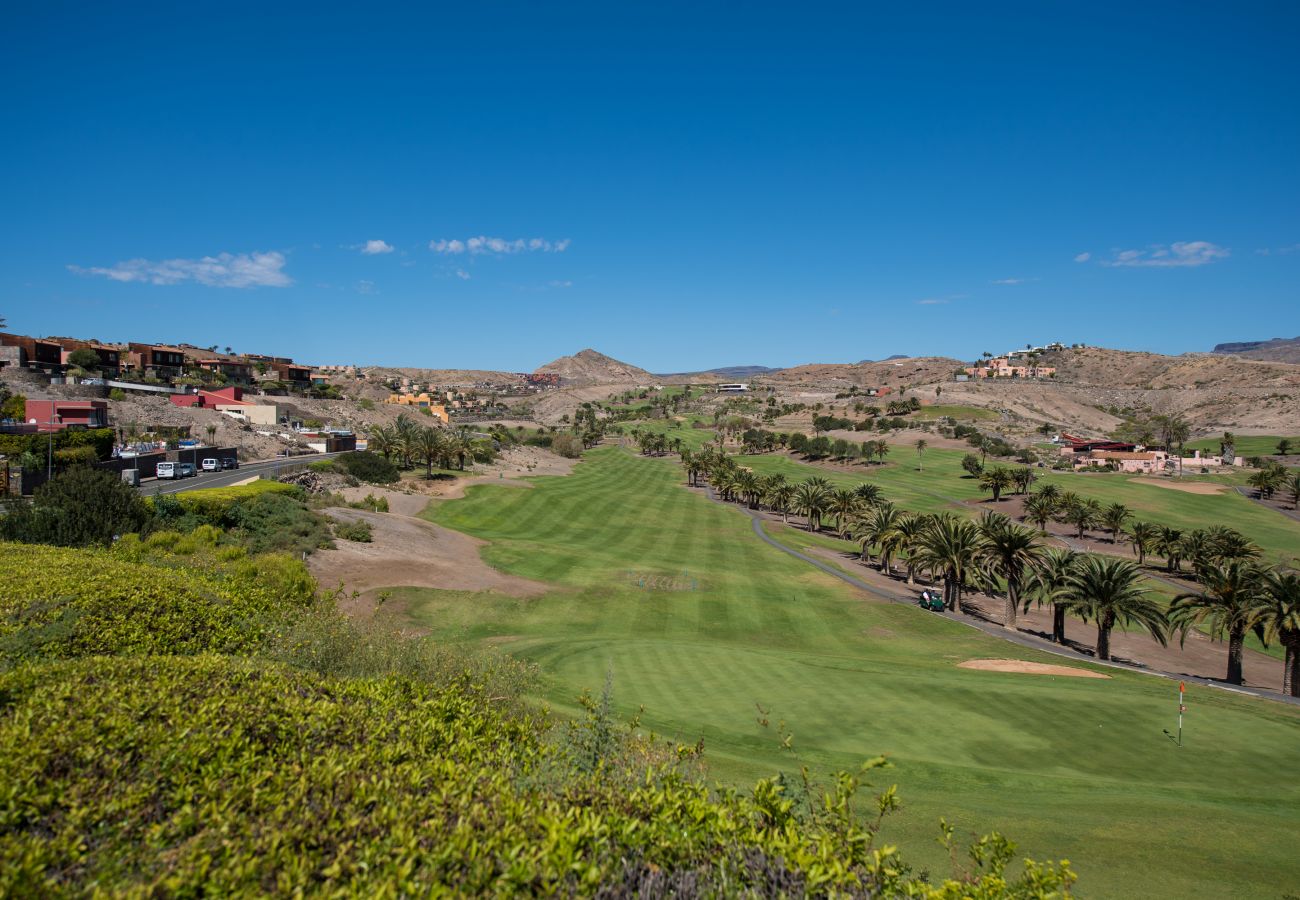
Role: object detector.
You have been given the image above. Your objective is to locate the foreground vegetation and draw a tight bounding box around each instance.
[423,447,1300,898]
[1,473,1082,895]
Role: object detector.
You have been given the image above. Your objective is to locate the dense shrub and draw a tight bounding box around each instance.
[149,479,300,521]
[0,542,309,666]
[0,654,1074,896]
[335,450,400,484]
[334,518,373,542]
[222,492,334,555]
[551,433,584,458]
[0,427,114,462]
[0,465,149,547]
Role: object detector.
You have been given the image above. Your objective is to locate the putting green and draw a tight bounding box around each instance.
[418,447,1300,898]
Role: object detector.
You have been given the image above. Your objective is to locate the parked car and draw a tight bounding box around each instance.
[156,462,178,479]
[178,463,197,478]
[220,457,239,470]
[201,458,220,472]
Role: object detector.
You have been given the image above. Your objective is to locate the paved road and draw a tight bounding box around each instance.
[703,483,1300,707]
[137,452,342,496]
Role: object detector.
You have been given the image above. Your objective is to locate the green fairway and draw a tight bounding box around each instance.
[911,403,1000,422]
[730,448,1300,566]
[1187,434,1298,457]
[419,447,1300,898]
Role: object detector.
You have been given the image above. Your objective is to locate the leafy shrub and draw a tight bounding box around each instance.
[149,479,300,521]
[0,543,309,666]
[335,450,400,484]
[334,519,373,542]
[0,465,149,547]
[52,445,97,466]
[222,492,333,556]
[0,427,114,462]
[0,655,1074,897]
[551,433,584,458]
[108,387,127,401]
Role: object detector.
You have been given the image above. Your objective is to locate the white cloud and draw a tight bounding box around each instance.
[1099,241,1229,268]
[548,279,573,288]
[68,251,291,288]
[359,239,394,255]
[455,269,471,280]
[1073,252,1091,263]
[990,277,1037,285]
[429,236,570,255]
[356,280,377,295]
[916,298,949,305]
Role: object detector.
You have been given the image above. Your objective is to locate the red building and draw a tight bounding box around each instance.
[24,399,110,432]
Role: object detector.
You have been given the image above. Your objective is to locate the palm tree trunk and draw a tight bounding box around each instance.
[1226,627,1245,685]
[1284,637,1299,697]
[1052,604,1066,643]
[1004,582,1018,630]
[905,563,915,586]
[1096,622,1111,661]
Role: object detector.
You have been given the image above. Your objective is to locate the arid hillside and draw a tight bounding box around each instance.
[534,349,656,385]
[756,356,963,390]
[1212,336,1300,364]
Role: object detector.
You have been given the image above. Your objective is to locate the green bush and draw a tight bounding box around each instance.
[0,427,114,462]
[0,466,149,547]
[334,519,373,542]
[335,450,400,484]
[0,543,309,666]
[108,387,127,401]
[0,653,1075,896]
[222,492,334,555]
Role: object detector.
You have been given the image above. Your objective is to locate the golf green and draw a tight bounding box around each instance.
[418,447,1300,898]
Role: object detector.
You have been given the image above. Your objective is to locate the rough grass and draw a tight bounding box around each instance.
[420,447,1300,899]
[1186,435,1299,457]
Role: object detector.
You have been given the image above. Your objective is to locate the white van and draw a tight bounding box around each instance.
[201,458,220,472]
[156,462,178,479]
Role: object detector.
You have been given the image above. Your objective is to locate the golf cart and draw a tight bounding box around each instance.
[918,590,945,612]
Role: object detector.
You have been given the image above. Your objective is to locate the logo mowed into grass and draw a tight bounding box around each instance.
[624,569,703,592]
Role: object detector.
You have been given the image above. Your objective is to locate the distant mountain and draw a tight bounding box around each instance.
[855,355,909,364]
[1211,336,1300,364]
[534,349,655,384]
[653,364,780,379]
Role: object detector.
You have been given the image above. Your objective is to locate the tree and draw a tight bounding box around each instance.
[1277,438,1293,456]
[1171,561,1265,685]
[827,488,860,535]
[1011,467,1037,495]
[66,347,101,371]
[205,423,218,445]
[1290,472,1300,510]
[1022,492,1056,533]
[768,483,796,523]
[977,513,1045,630]
[1100,503,1131,544]
[415,427,445,477]
[914,438,927,471]
[1025,548,1080,644]
[979,466,1013,502]
[961,453,983,477]
[0,465,149,547]
[853,482,885,508]
[1155,525,1184,573]
[1254,570,1300,696]
[793,481,830,533]
[1060,498,1100,540]
[852,503,903,573]
[1127,521,1159,566]
[1061,555,1168,662]
[914,514,985,612]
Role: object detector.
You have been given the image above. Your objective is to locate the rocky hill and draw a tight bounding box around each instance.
[758,356,963,390]
[534,349,655,385]
[1211,336,1300,364]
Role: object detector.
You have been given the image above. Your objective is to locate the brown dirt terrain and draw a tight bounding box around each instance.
[1130,477,1227,495]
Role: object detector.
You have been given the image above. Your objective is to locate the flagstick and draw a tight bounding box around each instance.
[1178,681,1185,747]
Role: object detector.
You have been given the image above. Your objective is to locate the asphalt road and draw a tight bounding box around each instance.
[137,452,342,496]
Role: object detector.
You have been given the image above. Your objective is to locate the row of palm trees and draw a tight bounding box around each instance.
[683,446,1300,693]
[1249,461,1300,506]
[368,413,473,475]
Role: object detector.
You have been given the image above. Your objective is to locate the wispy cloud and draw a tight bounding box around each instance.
[69,251,291,288]
[356,279,377,295]
[916,298,949,305]
[1256,243,1300,256]
[1097,241,1229,268]
[357,239,394,255]
[990,277,1037,285]
[455,269,471,281]
[429,236,571,255]
[547,279,573,288]
[1073,252,1092,263]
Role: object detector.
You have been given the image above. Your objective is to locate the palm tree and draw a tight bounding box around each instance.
[873,440,891,464]
[1060,498,1100,540]
[894,512,931,585]
[914,438,928,471]
[853,483,885,507]
[793,481,830,533]
[852,503,903,573]
[1127,521,1159,566]
[1022,492,1056,533]
[1012,467,1037,495]
[978,513,1046,630]
[1254,570,1300,696]
[369,424,399,462]
[204,423,217,445]
[1061,555,1168,661]
[1100,503,1132,544]
[1171,561,1265,685]
[914,514,984,612]
[828,488,861,535]
[1155,526,1184,573]
[415,427,444,478]
[1025,548,1080,643]
[979,467,1013,502]
[1288,472,1300,510]
[769,483,796,523]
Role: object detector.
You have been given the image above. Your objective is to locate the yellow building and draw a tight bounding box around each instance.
[385,393,449,423]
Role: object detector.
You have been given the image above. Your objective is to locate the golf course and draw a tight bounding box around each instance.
[411,446,1300,898]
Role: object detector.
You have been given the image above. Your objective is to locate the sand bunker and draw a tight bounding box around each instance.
[1131,477,1227,495]
[958,658,1110,679]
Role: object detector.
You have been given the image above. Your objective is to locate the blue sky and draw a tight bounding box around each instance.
[2,2,1297,371]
